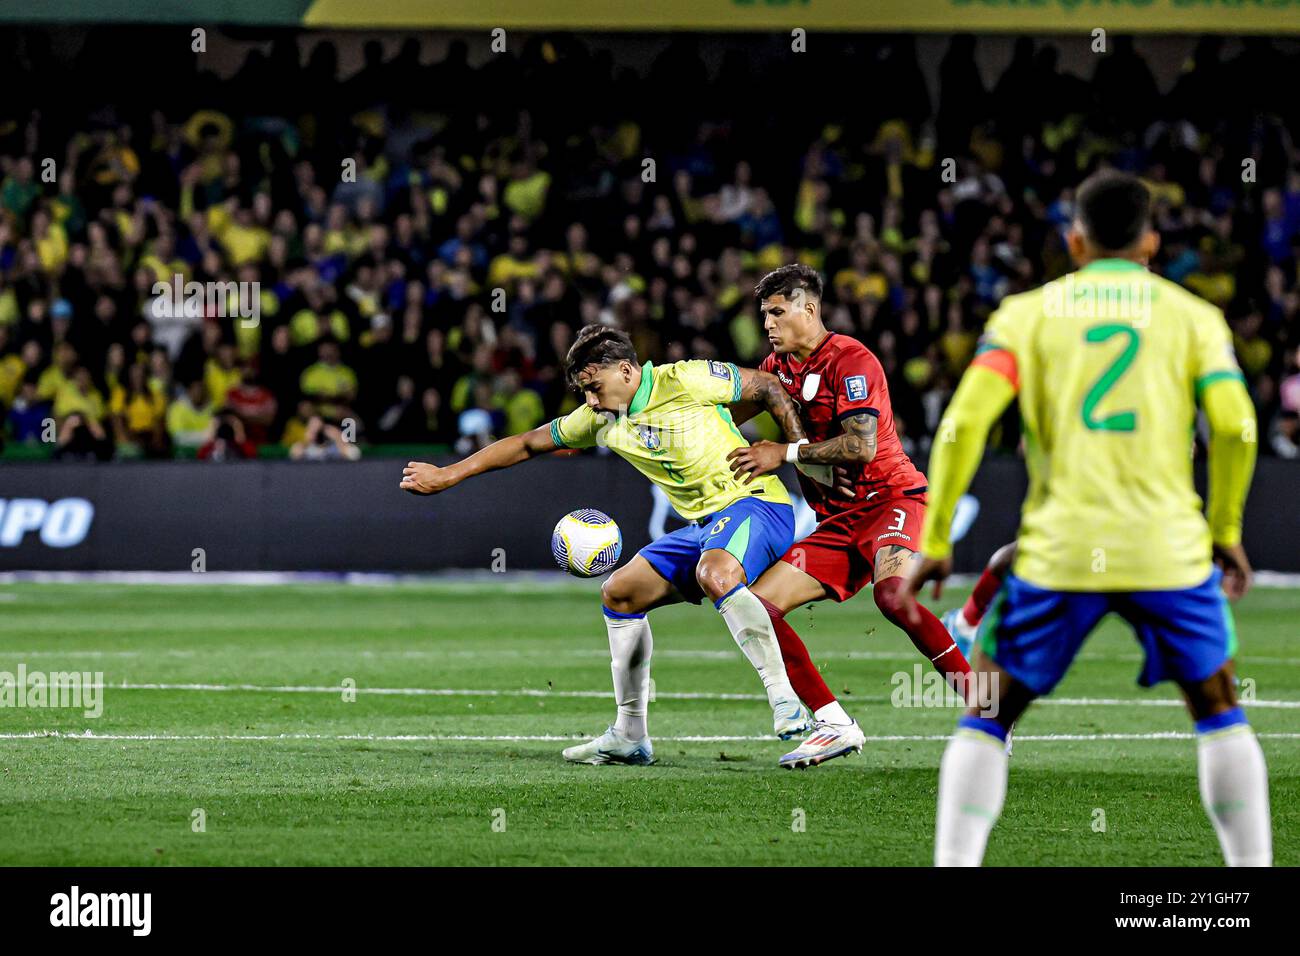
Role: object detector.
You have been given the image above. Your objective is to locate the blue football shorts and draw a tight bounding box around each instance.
[977,568,1237,696]
[639,495,795,604]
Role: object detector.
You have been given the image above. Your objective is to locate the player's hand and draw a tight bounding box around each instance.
[400,461,457,495]
[726,441,786,484]
[901,553,953,626]
[1212,542,1252,601]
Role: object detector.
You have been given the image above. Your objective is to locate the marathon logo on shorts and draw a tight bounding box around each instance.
[844,375,868,402]
[708,361,732,380]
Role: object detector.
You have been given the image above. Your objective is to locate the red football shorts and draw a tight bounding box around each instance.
[780,494,928,602]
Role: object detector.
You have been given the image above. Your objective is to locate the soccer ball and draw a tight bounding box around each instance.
[551,509,622,577]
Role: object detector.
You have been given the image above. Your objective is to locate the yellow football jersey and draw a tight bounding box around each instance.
[550,360,790,521]
[978,259,1244,591]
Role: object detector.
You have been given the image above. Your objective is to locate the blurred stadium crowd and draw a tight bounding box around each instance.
[1,30,1299,461]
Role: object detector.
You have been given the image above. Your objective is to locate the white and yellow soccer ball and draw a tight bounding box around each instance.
[551,509,622,577]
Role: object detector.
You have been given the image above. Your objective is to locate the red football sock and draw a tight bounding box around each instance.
[873,577,973,700]
[961,566,1004,627]
[757,596,836,712]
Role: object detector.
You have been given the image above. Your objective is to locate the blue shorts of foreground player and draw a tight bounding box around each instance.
[978,567,1237,696]
[639,495,795,605]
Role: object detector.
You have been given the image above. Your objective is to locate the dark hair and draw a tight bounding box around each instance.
[754,263,824,302]
[564,324,638,388]
[1076,170,1151,253]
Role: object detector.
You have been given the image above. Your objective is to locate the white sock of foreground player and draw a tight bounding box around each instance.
[1196,708,1272,866]
[715,584,797,706]
[603,607,653,740]
[935,716,1009,867]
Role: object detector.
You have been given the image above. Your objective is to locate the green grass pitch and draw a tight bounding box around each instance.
[0,580,1295,866]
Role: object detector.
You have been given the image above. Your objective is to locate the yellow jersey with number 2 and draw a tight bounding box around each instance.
[975,259,1245,591]
[550,360,791,521]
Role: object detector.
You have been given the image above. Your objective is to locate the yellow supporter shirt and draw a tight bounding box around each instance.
[0,353,24,406]
[166,399,215,441]
[36,223,69,272]
[36,366,71,402]
[53,383,105,422]
[290,309,350,346]
[110,386,166,432]
[503,170,551,221]
[205,361,243,406]
[300,362,358,399]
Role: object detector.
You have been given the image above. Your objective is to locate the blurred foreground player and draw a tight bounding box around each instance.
[725,264,973,769]
[905,170,1271,866]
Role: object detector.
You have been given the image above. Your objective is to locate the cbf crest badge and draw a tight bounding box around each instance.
[636,424,661,450]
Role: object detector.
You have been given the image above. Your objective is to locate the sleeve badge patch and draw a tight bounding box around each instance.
[845,374,868,402]
[708,361,732,380]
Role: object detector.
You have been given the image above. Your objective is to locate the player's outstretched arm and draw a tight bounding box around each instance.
[1201,377,1258,599]
[400,425,559,495]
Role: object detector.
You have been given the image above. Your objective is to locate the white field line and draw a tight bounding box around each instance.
[5,647,1294,671]
[2,730,1298,743]
[4,647,1298,667]
[29,681,1300,710]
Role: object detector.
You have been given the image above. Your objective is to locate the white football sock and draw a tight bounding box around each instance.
[716,585,797,707]
[814,701,852,726]
[935,727,1009,867]
[604,612,653,741]
[1198,725,1272,867]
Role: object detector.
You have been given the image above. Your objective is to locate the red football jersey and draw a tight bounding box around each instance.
[760,332,927,518]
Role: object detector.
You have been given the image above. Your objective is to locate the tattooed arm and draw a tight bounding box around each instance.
[735,368,805,442]
[724,370,868,494]
[722,368,807,483]
[795,411,878,465]
[726,369,861,496]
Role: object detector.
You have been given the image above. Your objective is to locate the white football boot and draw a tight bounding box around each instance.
[779,719,866,769]
[562,726,655,766]
[772,697,814,740]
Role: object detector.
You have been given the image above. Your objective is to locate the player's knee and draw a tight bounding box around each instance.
[600,574,640,616]
[872,577,906,620]
[695,552,743,603]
